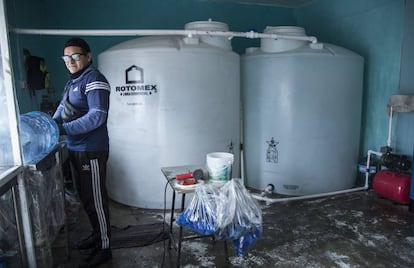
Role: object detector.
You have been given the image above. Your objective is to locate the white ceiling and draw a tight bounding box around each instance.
[209,0,314,7]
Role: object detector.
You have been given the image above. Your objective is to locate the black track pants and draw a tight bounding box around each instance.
[69,150,111,249]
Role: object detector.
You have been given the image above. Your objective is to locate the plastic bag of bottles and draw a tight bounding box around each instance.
[176,178,262,257]
[215,178,263,257]
[175,183,222,235]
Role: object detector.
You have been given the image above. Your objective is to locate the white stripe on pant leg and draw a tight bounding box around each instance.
[91,160,107,248]
[91,159,109,249]
[91,159,110,249]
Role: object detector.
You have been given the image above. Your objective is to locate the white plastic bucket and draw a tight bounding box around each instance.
[206,152,234,181]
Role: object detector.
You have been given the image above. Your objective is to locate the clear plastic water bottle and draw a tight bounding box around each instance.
[19,111,59,164]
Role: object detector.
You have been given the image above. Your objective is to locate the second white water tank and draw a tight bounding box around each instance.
[242,26,364,195]
[98,21,240,208]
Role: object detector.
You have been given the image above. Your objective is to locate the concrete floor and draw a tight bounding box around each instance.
[51,188,414,268]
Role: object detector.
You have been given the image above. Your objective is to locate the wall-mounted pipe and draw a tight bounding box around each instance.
[365,150,382,189]
[252,149,383,205]
[387,105,393,148]
[10,28,318,43]
[252,186,367,205]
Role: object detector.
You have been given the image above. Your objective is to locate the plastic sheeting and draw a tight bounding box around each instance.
[0,162,66,267]
[24,148,66,268]
[0,190,20,265]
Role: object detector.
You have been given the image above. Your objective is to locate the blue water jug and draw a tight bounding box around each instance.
[19,111,59,164]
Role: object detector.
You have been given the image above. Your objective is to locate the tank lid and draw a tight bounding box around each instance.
[184,19,229,31]
[184,19,232,50]
[264,26,306,35]
[261,26,308,53]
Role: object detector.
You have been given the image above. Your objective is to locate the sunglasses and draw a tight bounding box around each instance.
[61,53,86,62]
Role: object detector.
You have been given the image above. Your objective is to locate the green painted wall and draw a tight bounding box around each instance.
[295,0,405,157]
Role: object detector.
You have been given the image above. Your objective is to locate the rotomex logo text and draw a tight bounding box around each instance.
[115,65,158,96]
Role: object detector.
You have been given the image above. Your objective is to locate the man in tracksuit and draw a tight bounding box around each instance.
[53,37,112,267]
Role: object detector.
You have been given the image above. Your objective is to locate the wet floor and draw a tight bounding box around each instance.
[51,189,414,267]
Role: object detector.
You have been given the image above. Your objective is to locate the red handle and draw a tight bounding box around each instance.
[176,172,193,180]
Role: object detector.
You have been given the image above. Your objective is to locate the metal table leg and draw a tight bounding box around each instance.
[168,190,176,249]
[176,193,186,268]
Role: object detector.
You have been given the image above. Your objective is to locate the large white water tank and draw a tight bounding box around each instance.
[98,21,240,208]
[242,26,364,195]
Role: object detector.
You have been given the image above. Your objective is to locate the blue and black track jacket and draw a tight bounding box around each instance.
[53,65,111,151]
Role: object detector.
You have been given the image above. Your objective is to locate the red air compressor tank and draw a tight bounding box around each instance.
[373,170,411,204]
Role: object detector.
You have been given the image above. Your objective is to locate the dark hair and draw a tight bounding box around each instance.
[64,37,91,53]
